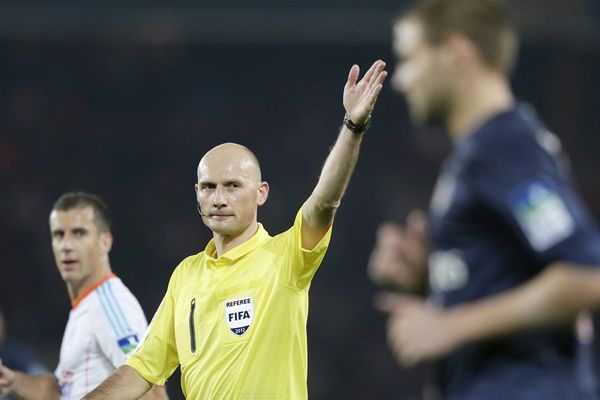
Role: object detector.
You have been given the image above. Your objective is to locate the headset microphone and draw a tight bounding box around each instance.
[197,203,208,217]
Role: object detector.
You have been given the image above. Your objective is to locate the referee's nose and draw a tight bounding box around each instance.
[212,185,228,208]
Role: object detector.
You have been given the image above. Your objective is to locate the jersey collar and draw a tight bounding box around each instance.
[204,223,270,263]
[71,273,116,309]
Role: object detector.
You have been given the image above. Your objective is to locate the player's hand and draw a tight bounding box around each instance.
[368,210,429,292]
[376,293,462,366]
[0,358,16,395]
[343,60,387,126]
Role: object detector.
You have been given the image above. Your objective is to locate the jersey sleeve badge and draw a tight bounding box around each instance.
[117,334,140,356]
[508,178,574,252]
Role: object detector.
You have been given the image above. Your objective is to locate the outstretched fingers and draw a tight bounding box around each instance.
[343,59,387,123]
[346,64,360,89]
[362,59,383,85]
[366,70,387,104]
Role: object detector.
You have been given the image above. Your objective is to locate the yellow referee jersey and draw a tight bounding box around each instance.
[126,209,332,399]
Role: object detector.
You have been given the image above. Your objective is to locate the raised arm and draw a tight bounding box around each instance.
[377,261,600,366]
[82,365,152,400]
[0,360,60,400]
[302,60,387,249]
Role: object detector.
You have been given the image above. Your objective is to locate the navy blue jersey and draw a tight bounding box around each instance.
[428,103,600,399]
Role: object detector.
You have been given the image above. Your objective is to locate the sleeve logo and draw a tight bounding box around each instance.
[224,296,254,336]
[117,334,140,355]
[508,178,574,251]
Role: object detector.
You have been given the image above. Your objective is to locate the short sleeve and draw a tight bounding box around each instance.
[126,269,180,385]
[277,208,332,290]
[467,132,600,266]
[94,281,149,368]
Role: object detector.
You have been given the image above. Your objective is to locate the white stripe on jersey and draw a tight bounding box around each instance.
[97,283,133,337]
[106,281,133,334]
[97,285,124,337]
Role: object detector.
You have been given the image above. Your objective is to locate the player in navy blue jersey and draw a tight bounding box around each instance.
[369,0,600,399]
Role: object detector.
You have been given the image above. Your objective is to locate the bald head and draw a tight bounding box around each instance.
[198,143,262,184]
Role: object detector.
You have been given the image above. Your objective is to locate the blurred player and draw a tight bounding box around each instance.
[0,306,48,400]
[82,60,387,399]
[0,192,167,400]
[369,0,600,399]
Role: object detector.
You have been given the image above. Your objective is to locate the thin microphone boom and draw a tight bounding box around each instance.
[197,203,207,217]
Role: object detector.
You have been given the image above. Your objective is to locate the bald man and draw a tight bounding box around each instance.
[83,60,387,400]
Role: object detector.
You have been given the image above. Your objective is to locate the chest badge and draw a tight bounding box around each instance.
[224,296,254,336]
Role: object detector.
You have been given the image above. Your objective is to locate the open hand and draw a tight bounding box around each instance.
[343,60,387,126]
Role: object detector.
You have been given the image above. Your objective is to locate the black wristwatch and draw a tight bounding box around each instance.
[343,113,371,133]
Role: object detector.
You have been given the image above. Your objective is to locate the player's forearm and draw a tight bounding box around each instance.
[446,262,600,346]
[82,365,152,400]
[11,372,60,400]
[140,384,169,400]
[305,126,363,225]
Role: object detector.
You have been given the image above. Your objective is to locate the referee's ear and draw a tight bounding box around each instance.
[257,181,269,207]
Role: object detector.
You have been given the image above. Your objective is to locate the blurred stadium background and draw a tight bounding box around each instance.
[1,0,599,398]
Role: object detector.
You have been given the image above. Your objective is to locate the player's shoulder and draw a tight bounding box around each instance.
[91,277,147,337]
[92,277,143,319]
[475,105,536,147]
[462,104,546,168]
[101,276,139,302]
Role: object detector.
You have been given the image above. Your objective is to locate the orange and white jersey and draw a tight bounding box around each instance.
[55,274,148,400]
